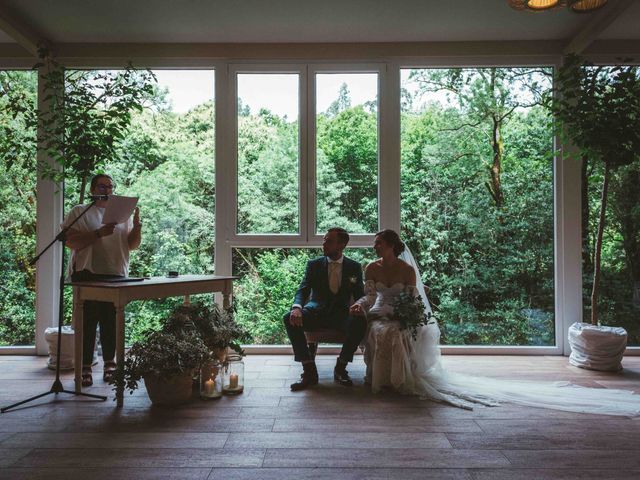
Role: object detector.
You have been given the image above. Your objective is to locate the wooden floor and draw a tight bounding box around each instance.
[1,354,639,480]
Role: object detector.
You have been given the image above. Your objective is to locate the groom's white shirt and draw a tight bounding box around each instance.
[292,255,343,310]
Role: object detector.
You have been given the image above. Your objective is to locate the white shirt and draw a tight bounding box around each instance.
[293,255,343,310]
[62,204,133,277]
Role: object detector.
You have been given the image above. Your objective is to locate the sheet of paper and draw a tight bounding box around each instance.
[102,195,138,225]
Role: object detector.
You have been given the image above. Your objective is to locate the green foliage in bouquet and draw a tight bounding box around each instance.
[393,291,432,340]
[116,330,208,396]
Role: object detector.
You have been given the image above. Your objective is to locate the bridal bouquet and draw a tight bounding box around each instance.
[393,291,431,340]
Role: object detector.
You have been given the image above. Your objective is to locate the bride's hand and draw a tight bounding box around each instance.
[350,304,365,316]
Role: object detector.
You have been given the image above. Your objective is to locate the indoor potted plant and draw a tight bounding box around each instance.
[549,54,640,370]
[117,329,208,406]
[114,300,246,405]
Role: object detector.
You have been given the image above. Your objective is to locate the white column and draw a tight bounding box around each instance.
[34,64,63,355]
[378,63,401,232]
[555,136,583,356]
[552,56,584,356]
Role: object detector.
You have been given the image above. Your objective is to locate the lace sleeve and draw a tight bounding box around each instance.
[354,280,377,312]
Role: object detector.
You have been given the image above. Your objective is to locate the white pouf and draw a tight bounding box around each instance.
[568,322,627,372]
[45,326,75,370]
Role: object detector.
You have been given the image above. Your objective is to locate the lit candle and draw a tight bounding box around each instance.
[204,378,215,395]
[229,373,239,389]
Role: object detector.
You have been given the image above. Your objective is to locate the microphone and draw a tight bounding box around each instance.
[88,194,109,201]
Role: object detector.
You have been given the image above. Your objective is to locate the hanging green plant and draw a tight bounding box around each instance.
[33,47,157,203]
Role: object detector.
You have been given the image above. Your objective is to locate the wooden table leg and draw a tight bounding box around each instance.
[222,280,231,310]
[115,304,126,407]
[73,290,84,393]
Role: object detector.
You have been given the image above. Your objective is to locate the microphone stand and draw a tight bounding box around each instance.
[2,199,108,413]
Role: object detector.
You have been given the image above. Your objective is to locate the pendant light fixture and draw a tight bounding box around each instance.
[568,0,608,12]
[508,0,608,12]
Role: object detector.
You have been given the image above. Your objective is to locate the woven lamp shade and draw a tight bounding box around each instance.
[508,0,606,11]
[568,0,608,12]
[527,0,561,10]
[507,0,565,11]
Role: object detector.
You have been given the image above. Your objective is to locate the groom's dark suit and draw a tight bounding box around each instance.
[284,256,366,363]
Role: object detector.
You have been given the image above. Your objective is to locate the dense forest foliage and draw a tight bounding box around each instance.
[1,67,637,347]
[0,71,37,346]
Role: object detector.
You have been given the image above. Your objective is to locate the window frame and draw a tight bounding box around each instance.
[12,53,638,356]
[308,64,386,244]
[229,63,307,243]
[227,62,387,248]
[397,61,563,354]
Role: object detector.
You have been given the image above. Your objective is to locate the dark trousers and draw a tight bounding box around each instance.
[283,306,366,363]
[71,270,121,366]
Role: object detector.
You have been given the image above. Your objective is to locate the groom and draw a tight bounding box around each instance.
[283,227,366,391]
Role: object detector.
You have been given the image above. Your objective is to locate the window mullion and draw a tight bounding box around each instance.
[379,62,401,233]
[300,65,310,244]
[305,65,317,245]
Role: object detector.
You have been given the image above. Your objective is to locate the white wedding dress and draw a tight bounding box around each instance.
[356,248,640,416]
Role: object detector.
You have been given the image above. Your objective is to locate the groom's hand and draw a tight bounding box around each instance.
[289,307,303,327]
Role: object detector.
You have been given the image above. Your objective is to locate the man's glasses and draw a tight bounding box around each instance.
[96,184,115,192]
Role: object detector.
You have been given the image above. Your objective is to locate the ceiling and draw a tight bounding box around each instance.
[0,0,638,47]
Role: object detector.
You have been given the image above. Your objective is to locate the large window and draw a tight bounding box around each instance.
[63,69,215,342]
[0,70,37,346]
[26,60,595,353]
[229,67,381,345]
[232,68,381,240]
[236,73,300,235]
[400,67,555,346]
[315,73,379,234]
[227,64,558,348]
[582,130,640,346]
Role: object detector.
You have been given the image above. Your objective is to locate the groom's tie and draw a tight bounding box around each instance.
[328,261,340,294]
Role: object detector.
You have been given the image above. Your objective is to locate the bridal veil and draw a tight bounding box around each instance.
[397,247,640,416]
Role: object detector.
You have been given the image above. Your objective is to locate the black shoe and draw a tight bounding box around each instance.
[334,362,353,387]
[291,362,319,391]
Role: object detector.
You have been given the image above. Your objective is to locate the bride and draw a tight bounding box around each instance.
[350,229,640,416]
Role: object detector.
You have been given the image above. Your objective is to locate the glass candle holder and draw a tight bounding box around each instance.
[200,358,223,399]
[222,353,244,395]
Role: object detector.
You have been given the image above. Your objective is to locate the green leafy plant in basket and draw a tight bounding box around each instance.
[115,301,247,404]
[393,291,433,341]
[116,330,208,405]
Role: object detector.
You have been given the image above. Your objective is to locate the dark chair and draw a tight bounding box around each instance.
[304,329,350,360]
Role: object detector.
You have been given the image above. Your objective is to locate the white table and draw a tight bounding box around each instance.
[69,275,236,407]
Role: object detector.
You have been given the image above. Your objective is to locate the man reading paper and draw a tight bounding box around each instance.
[63,173,142,387]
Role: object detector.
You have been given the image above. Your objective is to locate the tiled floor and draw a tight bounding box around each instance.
[1,354,639,479]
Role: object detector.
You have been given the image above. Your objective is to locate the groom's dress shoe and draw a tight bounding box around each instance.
[291,362,318,391]
[333,366,353,387]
